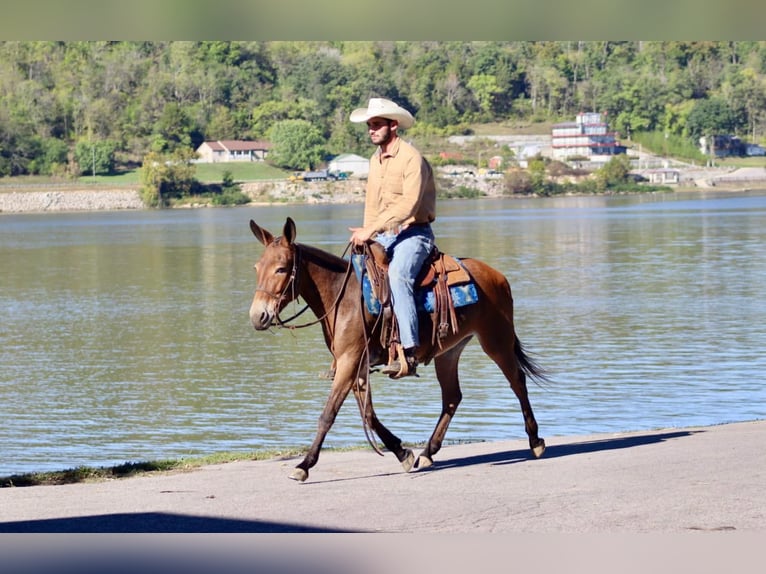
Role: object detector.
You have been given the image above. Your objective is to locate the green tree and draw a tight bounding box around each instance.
[74,139,117,176]
[686,97,740,162]
[139,147,198,207]
[267,119,325,170]
[528,156,548,193]
[250,98,322,139]
[596,154,632,189]
[722,66,766,141]
[152,102,198,153]
[467,74,501,119]
[29,137,69,176]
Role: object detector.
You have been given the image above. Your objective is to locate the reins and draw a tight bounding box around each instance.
[349,242,387,456]
[263,239,387,456]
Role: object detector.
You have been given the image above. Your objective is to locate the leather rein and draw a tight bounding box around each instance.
[257,240,386,456]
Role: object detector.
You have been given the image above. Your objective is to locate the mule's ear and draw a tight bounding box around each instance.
[283,217,297,244]
[250,219,273,246]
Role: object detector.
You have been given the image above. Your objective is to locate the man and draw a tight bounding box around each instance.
[348,97,437,378]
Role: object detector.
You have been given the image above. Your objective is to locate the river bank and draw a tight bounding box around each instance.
[2,166,765,214]
[0,188,146,214]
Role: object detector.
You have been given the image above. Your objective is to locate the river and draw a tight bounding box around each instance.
[1,190,765,475]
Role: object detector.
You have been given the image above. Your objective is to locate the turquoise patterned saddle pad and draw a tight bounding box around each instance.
[350,254,479,316]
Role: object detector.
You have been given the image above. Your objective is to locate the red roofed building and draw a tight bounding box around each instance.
[195,140,272,163]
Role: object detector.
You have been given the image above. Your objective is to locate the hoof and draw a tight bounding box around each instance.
[531,439,546,459]
[400,449,415,472]
[415,455,433,470]
[290,467,308,482]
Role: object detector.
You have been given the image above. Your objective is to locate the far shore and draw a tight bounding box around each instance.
[1,175,765,215]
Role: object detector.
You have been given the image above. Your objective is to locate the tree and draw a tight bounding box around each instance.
[596,154,632,189]
[152,102,197,153]
[267,119,325,170]
[139,147,198,207]
[29,137,69,176]
[467,74,501,120]
[74,139,117,176]
[686,97,740,162]
[250,98,321,139]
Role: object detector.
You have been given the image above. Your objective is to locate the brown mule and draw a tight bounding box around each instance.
[249,217,548,482]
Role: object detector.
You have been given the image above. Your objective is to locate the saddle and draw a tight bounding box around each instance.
[352,241,477,364]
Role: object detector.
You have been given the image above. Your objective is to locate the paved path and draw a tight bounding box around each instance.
[1,420,764,533]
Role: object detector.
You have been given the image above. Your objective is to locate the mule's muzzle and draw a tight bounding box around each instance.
[250,311,273,330]
[249,300,274,330]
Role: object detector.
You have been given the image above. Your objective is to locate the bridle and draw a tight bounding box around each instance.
[256,240,354,330]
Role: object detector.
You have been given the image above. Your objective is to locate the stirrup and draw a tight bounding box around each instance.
[381,356,418,379]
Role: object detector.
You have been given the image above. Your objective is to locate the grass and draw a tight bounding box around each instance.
[0,448,308,488]
[80,162,288,185]
[0,440,446,488]
[468,119,555,136]
[715,156,766,168]
[0,162,290,190]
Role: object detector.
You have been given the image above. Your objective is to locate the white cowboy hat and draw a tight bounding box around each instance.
[349,98,415,129]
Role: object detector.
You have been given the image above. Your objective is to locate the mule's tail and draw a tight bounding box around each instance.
[514,337,552,386]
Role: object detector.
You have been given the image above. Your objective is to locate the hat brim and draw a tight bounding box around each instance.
[350,108,414,130]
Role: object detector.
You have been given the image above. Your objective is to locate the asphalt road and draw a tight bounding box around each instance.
[1,420,763,535]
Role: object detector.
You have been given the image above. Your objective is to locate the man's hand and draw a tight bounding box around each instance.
[348,226,374,246]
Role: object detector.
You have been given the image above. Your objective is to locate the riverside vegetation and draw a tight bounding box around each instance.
[2,41,765,205]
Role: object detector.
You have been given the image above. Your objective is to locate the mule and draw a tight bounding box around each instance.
[249,217,547,482]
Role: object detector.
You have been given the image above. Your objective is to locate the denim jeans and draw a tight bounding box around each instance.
[375,224,435,349]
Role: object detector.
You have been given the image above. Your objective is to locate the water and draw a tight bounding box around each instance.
[1,191,765,475]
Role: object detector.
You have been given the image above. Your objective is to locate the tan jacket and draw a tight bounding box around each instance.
[363,137,436,234]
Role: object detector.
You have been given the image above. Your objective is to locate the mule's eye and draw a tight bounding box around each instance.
[275,266,288,274]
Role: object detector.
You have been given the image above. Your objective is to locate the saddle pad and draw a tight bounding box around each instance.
[351,254,479,315]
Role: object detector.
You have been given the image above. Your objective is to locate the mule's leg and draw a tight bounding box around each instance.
[416,338,470,469]
[351,376,415,472]
[291,357,357,482]
[478,330,545,459]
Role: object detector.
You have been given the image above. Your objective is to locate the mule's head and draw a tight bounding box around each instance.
[249,217,298,330]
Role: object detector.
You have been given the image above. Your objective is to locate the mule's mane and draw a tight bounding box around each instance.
[294,241,349,274]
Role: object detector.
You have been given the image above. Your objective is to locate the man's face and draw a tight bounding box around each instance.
[366,117,397,146]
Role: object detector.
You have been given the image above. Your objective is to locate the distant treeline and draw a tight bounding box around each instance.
[1,41,765,177]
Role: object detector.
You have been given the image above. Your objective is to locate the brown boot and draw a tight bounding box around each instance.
[381,349,418,379]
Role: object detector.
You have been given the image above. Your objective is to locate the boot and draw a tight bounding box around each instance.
[381,348,418,379]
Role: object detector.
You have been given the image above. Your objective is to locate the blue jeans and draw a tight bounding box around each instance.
[375,224,435,350]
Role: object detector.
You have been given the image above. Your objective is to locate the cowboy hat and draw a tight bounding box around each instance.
[349,98,415,129]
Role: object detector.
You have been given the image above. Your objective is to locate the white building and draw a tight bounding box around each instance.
[551,112,625,160]
[195,140,271,163]
[327,153,369,177]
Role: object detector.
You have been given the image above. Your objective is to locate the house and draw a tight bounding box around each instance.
[699,136,766,158]
[551,112,626,160]
[327,153,369,177]
[699,135,744,158]
[195,140,272,163]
